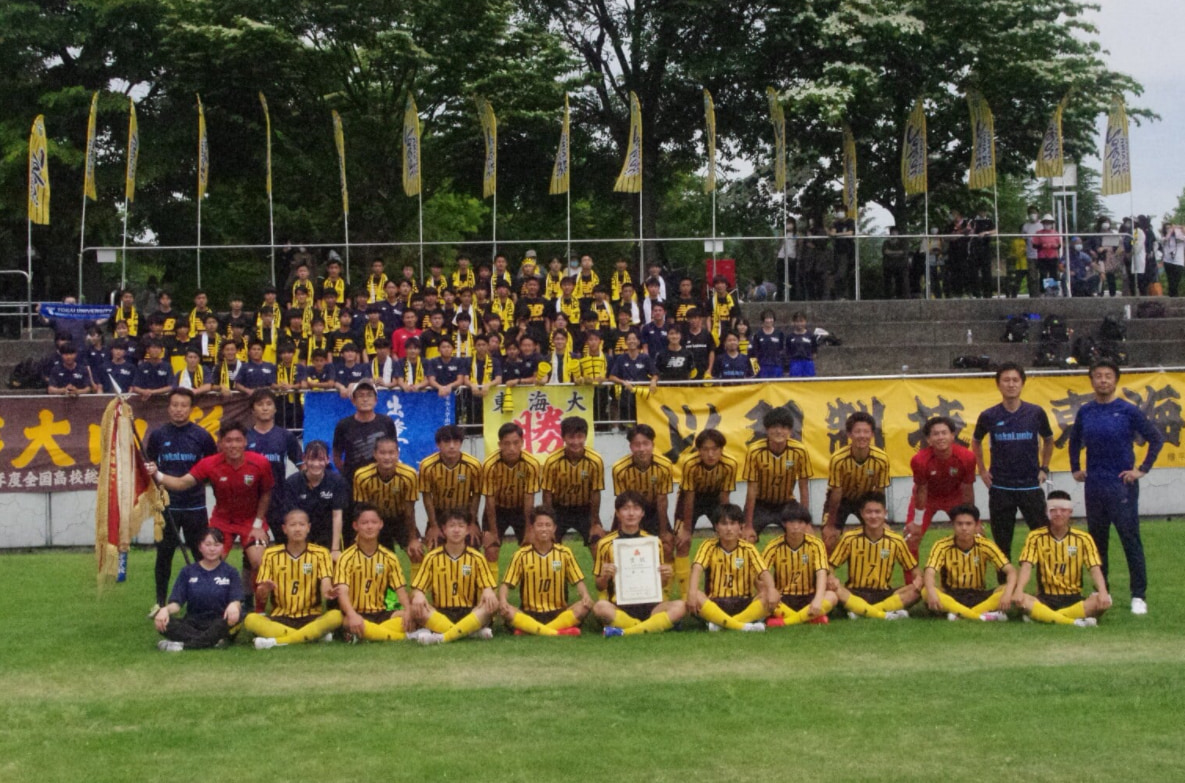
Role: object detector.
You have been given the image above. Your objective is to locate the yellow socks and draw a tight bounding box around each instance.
[735,597,769,623]
[1059,600,1086,619]
[874,593,906,613]
[697,599,748,630]
[243,613,293,639]
[442,611,486,643]
[611,609,640,629]
[843,593,887,619]
[778,599,834,625]
[623,611,673,635]
[252,610,342,644]
[545,609,580,630]
[937,591,981,621]
[424,611,455,634]
[511,611,559,636]
[1029,601,1076,625]
[363,615,405,641]
[674,555,691,599]
[969,592,1002,616]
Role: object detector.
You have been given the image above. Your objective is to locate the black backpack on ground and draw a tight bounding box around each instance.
[1136,301,1166,319]
[953,355,992,370]
[1098,315,1127,342]
[8,357,46,390]
[1001,315,1029,343]
[1040,314,1069,343]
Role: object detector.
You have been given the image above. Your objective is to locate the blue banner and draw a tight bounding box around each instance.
[40,302,116,320]
[301,390,454,468]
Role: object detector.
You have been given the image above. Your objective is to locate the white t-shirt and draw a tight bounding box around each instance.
[1131,228,1147,274]
[1021,219,1044,259]
[1163,228,1185,267]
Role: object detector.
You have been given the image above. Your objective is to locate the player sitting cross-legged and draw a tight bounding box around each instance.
[334,503,413,643]
[593,491,687,637]
[828,492,921,620]
[498,506,592,637]
[761,502,837,628]
[245,510,342,648]
[685,503,778,632]
[922,504,1018,622]
[411,509,500,645]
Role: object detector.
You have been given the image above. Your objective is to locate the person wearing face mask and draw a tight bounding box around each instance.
[1132,215,1159,295]
[1068,236,1099,297]
[1020,205,1044,297]
[1160,222,1185,297]
[946,209,972,298]
[1085,216,1120,297]
[827,206,856,300]
[923,226,945,298]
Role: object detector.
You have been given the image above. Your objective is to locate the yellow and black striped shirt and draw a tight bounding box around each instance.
[742,439,813,504]
[827,445,891,498]
[575,270,599,300]
[611,454,674,505]
[1019,527,1101,596]
[693,538,767,599]
[321,276,346,304]
[489,297,516,331]
[503,544,585,613]
[541,448,605,507]
[544,272,565,300]
[610,269,632,302]
[481,452,541,509]
[412,546,496,609]
[333,544,407,614]
[578,352,608,382]
[762,535,830,597]
[451,268,477,292]
[257,543,333,618]
[677,452,739,497]
[925,535,1009,592]
[593,530,663,603]
[352,463,419,523]
[830,528,917,592]
[418,452,483,510]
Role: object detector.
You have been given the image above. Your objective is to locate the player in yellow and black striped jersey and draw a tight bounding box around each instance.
[351,437,421,562]
[591,492,686,637]
[497,506,592,636]
[922,504,1018,622]
[334,504,412,642]
[672,428,738,601]
[1014,491,1111,625]
[541,417,605,548]
[761,503,837,626]
[410,510,500,643]
[827,492,921,620]
[418,425,483,547]
[481,423,541,579]
[686,504,778,631]
[611,425,674,537]
[244,510,342,646]
[823,412,891,552]
[742,407,813,541]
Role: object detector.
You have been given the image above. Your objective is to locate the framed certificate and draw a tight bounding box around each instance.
[612,536,664,606]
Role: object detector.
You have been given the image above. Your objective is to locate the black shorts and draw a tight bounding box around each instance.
[160,508,210,550]
[267,614,322,630]
[522,609,562,626]
[493,507,528,544]
[677,491,718,531]
[437,606,472,624]
[554,504,594,546]
[849,587,893,605]
[828,498,863,530]
[359,610,396,624]
[752,501,788,532]
[780,594,813,612]
[620,601,658,622]
[377,516,414,552]
[947,588,992,608]
[1037,593,1082,611]
[710,596,756,616]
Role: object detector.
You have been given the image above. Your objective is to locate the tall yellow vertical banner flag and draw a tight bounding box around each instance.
[196,94,209,200]
[28,115,51,225]
[842,123,857,219]
[613,91,642,193]
[83,92,99,201]
[476,96,497,199]
[901,99,928,196]
[1035,95,1068,179]
[549,93,570,195]
[766,87,786,192]
[403,94,422,197]
[967,93,996,190]
[703,89,717,194]
[1101,95,1132,196]
[125,99,139,203]
[332,110,349,215]
[260,92,272,196]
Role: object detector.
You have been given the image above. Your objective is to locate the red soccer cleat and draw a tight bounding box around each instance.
[808,614,830,625]
[555,626,582,637]
[765,616,786,628]
[513,629,525,636]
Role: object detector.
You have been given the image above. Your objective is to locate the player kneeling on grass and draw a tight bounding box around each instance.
[685,504,778,632]
[761,503,836,628]
[245,510,342,649]
[411,509,499,645]
[922,504,1017,622]
[334,503,412,643]
[498,506,592,637]
[593,491,686,637]
[828,492,920,620]
[1013,491,1111,627]
[154,527,242,652]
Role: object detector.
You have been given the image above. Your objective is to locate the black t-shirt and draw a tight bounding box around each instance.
[682,329,716,377]
[972,401,1053,490]
[282,470,349,547]
[332,414,398,480]
[654,348,695,381]
[833,218,856,259]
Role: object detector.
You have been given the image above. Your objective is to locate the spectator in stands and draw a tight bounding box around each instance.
[751,311,786,379]
[1032,214,1063,297]
[1161,222,1185,297]
[785,313,818,377]
[923,226,944,299]
[131,338,174,399]
[108,290,140,338]
[881,226,911,300]
[102,338,138,394]
[46,343,97,395]
[1068,236,1099,297]
[828,206,856,300]
[1020,205,1044,297]
[774,218,798,302]
[969,206,997,298]
[1133,215,1159,295]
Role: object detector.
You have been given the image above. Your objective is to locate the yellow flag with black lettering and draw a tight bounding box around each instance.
[901,99,927,196]
[403,94,422,197]
[613,91,642,193]
[1101,95,1131,196]
[197,94,209,200]
[766,87,786,192]
[476,96,497,199]
[260,92,272,196]
[549,93,570,196]
[125,100,139,203]
[83,92,99,201]
[28,115,50,225]
[1035,95,1068,179]
[332,110,348,215]
[703,89,716,194]
[967,93,996,190]
[842,123,857,219]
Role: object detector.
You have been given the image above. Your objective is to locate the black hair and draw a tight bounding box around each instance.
[948,504,980,523]
[845,411,876,432]
[560,416,589,437]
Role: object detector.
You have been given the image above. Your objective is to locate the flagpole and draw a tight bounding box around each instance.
[782,188,789,301]
[196,195,202,289]
[993,182,1002,298]
[711,188,718,268]
[924,190,931,299]
[343,211,351,286]
[638,186,644,283]
[492,189,498,262]
[78,193,88,300]
[121,201,130,290]
[418,190,425,280]
[268,191,276,286]
[854,205,861,301]
[566,187,571,265]
[27,217,34,336]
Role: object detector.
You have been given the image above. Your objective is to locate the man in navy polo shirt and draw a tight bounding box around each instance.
[131,338,174,398]
[101,338,138,394]
[46,344,97,395]
[333,342,372,397]
[235,338,277,391]
[246,389,303,544]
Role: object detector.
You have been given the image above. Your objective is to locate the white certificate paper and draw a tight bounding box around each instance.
[612,536,663,605]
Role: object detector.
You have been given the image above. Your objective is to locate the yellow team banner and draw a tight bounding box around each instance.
[196,94,209,200]
[967,93,996,190]
[842,123,857,219]
[28,115,51,225]
[83,91,99,201]
[1035,95,1068,179]
[766,86,786,193]
[613,91,642,193]
[639,372,1185,480]
[1101,95,1131,196]
[260,92,272,196]
[703,89,716,194]
[549,93,570,196]
[402,94,421,197]
[332,110,348,215]
[476,96,497,199]
[483,386,594,458]
[125,99,139,202]
[901,98,927,196]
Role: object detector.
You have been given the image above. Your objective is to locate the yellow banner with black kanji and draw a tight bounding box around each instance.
[483,385,594,458]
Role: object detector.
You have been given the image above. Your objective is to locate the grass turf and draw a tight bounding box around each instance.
[1,521,1183,782]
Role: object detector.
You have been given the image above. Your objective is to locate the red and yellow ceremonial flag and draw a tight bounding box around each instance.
[83,92,99,201]
[403,94,422,197]
[1035,95,1068,179]
[901,99,927,196]
[703,89,717,194]
[549,93,571,196]
[196,94,209,200]
[967,92,996,190]
[842,123,857,219]
[613,91,642,193]
[125,99,139,203]
[28,115,51,225]
[260,92,272,196]
[1101,95,1132,196]
[332,110,349,215]
[476,96,497,199]
[766,86,786,192]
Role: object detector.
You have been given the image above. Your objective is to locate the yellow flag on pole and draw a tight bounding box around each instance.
[1101,95,1132,196]
[967,93,997,190]
[28,115,50,225]
[766,87,786,192]
[125,99,139,203]
[549,93,571,196]
[83,92,99,201]
[260,92,272,196]
[842,123,857,219]
[614,91,642,193]
[476,96,497,199]
[703,89,717,194]
[403,94,422,197]
[196,94,209,200]
[1035,95,1068,179]
[901,99,928,196]
[331,110,349,215]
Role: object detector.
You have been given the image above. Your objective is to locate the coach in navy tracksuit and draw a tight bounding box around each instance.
[1069,359,1162,616]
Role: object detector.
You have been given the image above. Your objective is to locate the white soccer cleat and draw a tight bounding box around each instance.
[979,611,1009,623]
[156,640,183,653]
[1131,598,1148,615]
[885,609,910,620]
[405,628,430,641]
[1072,618,1097,628]
[472,627,494,640]
[417,632,445,645]
[706,622,721,632]
[847,611,861,621]
[741,622,766,632]
[946,612,960,622]
[254,637,278,650]
[320,632,334,643]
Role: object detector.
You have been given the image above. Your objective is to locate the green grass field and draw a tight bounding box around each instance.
[2,522,1183,782]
